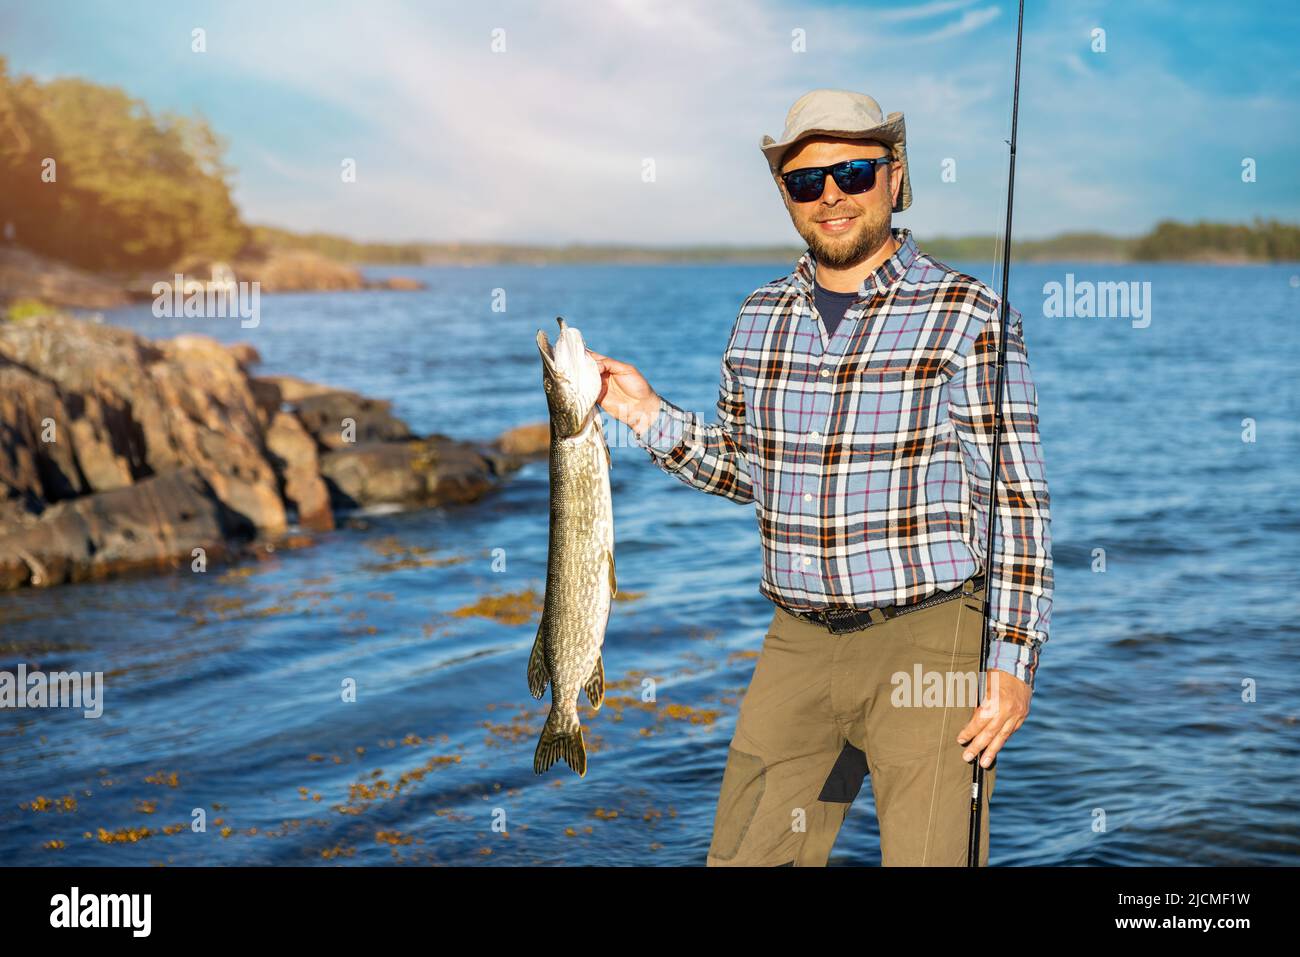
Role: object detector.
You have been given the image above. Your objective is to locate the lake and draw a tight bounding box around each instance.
[1,259,1297,865]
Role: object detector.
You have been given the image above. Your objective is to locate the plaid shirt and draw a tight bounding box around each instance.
[632,228,1053,690]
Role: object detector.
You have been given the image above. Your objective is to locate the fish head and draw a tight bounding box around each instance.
[536,317,601,438]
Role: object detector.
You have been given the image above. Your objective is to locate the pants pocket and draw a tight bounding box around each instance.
[904,596,985,661]
[708,748,766,862]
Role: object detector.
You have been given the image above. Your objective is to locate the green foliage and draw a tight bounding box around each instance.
[4,298,58,322]
[0,57,249,272]
[1130,218,1300,262]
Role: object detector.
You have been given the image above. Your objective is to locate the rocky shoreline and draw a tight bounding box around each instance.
[0,245,426,312]
[0,314,548,591]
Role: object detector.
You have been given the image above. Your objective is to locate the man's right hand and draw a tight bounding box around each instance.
[585,348,660,438]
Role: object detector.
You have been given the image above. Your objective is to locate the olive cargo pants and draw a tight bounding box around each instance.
[706,578,997,866]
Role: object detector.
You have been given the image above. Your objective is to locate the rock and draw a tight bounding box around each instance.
[0,246,129,310]
[247,377,283,424]
[282,466,334,531]
[495,421,550,458]
[265,411,318,472]
[153,334,287,532]
[0,317,286,532]
[265,412,334,531]
[65,391,135,491]
[227,342,261,369]
[0,312,527,591]
[0,469,250,588]
[0,363,87,522]
[254,375,334,405]
[364,276,425,291]
[319,438,496,510]
[232,249,364,293]
[291,390,415,450]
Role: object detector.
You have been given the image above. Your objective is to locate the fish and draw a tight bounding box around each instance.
[529,316,616,776]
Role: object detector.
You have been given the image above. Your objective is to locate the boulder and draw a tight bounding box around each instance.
[495,421,550,458]
[253,375,333,404]
[232,249,364,293]
[0,468,249,588]
[226,342,262,369]
[319,438,496,510]
[0,363,86,522]
[0,317,285,532]
[0,246,129,310]
[265,412,334,531]
[290,390,415,450]
[0,313,529,590]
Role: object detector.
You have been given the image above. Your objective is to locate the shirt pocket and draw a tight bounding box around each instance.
[842,351,953,460]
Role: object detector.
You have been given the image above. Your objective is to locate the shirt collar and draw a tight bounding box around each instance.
[793,227,918,299]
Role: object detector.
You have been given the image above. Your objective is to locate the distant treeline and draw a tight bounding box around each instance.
[256,219,1300,266]
[250,226,805,265]
[940,219,1300,262]
[0,58,250,272]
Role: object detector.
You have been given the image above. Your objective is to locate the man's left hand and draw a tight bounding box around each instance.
[956,670,1030,768]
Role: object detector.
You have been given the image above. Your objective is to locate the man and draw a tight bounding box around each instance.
[588,89,1053,866]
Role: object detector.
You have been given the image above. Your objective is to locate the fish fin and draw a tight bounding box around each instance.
[534,722,587,777]
[584,655,605,710]
[602,421,611,469]
[607,547,617,598]
[527,619,549,699]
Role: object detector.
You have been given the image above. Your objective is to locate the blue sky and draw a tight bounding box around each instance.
[3,0,1297,244]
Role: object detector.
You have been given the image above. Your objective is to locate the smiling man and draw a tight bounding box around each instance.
[589,89,1053,866]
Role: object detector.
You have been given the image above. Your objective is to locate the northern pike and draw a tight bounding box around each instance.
[529,316,615,776]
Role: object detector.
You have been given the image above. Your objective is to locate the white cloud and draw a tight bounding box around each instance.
[177,0,1291,242]
[910,5,1001,43]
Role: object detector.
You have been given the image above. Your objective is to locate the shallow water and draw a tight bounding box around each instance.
[2,260,1298,865]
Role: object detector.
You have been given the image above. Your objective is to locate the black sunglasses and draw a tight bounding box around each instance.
[780,157,892,203]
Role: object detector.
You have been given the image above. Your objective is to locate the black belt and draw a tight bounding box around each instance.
[777,575,986,636]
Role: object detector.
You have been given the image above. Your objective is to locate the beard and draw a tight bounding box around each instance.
[794,200,894,269]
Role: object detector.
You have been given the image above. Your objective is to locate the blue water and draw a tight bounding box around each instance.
[1,261,1298,865]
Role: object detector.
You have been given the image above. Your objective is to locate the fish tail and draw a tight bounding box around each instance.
[533,712,587,777]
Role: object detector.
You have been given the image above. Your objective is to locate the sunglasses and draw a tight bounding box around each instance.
[780,157,892,203]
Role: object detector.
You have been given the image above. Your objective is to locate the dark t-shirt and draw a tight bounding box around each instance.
[812,279,861,339]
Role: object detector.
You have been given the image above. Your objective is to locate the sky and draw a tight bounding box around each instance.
[2,0,1297,244]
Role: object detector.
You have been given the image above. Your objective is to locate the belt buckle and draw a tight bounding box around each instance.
[824,607,876,635]
[823,609,854,635]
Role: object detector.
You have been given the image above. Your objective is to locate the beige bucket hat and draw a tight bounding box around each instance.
[761,89,911,212]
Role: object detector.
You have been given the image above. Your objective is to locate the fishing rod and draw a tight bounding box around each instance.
[967,0,1024,868]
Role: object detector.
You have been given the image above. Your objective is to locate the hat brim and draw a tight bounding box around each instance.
[761,113,911,213]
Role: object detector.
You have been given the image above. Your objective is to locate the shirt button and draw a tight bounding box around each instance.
[809,430,820,440]
[802,556,811,566]
[820,368,830,377]
[803,493,812,501]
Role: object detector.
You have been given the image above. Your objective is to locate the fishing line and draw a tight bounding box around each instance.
[920,591,968,866]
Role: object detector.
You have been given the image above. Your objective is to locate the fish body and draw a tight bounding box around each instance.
[530,317,615,776]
